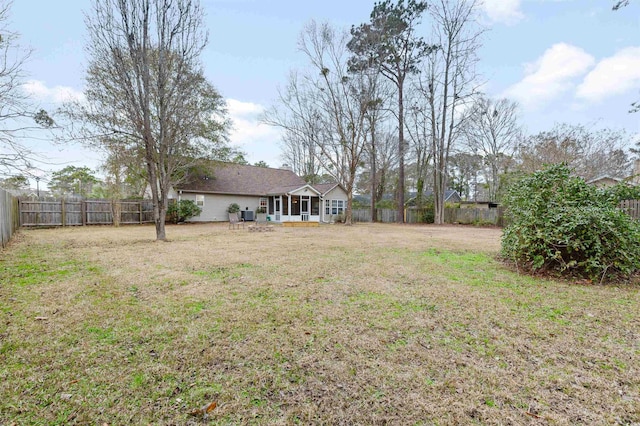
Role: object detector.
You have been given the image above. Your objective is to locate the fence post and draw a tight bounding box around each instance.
[139,201,143,224]
[61,199,66,227]
[17,198,22,227]
[81,200,87,226]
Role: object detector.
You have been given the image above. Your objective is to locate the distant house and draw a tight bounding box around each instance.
[587,160,640,188]
[405,190,462,206]
[422,190,462,203]
[172,163,348,223]
[585,175,624,188]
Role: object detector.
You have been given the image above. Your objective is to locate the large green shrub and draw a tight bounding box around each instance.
[501,164,640,282]
[167,199,202,223]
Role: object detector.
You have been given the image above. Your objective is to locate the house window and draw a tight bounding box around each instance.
[195,194,205,207]
[259,197,267,210]
[325,199,345,215]
[311,197,319,215]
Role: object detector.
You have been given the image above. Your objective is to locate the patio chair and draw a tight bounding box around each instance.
[228,212,244,230]
[253,213,274,232]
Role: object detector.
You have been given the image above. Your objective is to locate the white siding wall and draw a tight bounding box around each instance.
[321,186,348,223]
[180,193,262,222]
[323,186,348,200]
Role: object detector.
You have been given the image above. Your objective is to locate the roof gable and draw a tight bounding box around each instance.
[312,182,342,195]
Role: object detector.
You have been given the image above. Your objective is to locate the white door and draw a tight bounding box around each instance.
[275,198,281,221]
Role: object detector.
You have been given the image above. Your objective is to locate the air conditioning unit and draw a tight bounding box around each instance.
[241,210,254,221]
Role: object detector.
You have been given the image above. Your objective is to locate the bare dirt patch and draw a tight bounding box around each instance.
[1,223,638,424]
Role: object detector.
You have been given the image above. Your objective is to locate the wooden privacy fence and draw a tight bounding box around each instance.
[19,199,155,227]
[445,207,505,226]
[352,208,400,223]
[620,199,640,220]
[0,188,20,248]
[355,202,640,226]
[352,207,503,225]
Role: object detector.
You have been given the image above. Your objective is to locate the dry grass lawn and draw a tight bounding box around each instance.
[1,223,639,425]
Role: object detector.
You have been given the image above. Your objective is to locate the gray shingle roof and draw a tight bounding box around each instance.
[313,182,340,195]
[176,163,306,196]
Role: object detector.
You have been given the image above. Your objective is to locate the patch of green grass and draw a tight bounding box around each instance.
[423,248,490,267]
[85,325,117,344]
[186,300,207,314]
[3,259,83,286]
[192,263,256,281]
[131,372,147,389]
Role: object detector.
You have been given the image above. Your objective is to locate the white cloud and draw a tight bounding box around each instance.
[483,0,524,25]
[576,47,640,103]
[503,43,595,109]
[226,98,265,117]
[22,80,85,103]
[225,98,283,166]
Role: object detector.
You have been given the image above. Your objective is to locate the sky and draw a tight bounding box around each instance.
[8,0,640,188]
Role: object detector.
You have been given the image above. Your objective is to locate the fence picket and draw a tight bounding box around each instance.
[0,188,19,248]
[19,198,155,227]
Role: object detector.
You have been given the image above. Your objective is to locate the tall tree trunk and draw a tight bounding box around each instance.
[345,185,354,226]
[397,79,405,223]
[370,129,377,222]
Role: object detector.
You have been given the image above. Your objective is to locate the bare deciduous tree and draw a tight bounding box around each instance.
[405,94,433,207]
[448,151,482,200]
[417,0,484,224]
[66,0,229,240]
[517,123,633,181]
[274,71,325,184]
[0,1,54,177]
[362,74,394,220]
[463,95,521,201]
[266,21,379,225]
[348,0,436,223]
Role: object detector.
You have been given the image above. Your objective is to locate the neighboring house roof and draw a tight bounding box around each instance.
[586,175,624,187]
[405,190,462,206]
[176,163,343,196]
[3,188,38,197]
[422,190,462,202]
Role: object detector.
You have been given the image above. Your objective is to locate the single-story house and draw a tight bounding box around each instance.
[586,160,640,188]
[172,163,348,223]
[586,175,624,188]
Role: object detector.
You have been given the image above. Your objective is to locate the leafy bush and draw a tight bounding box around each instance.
[168,199,202,223]
[501,164,640,282]
[227,203,240,213]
